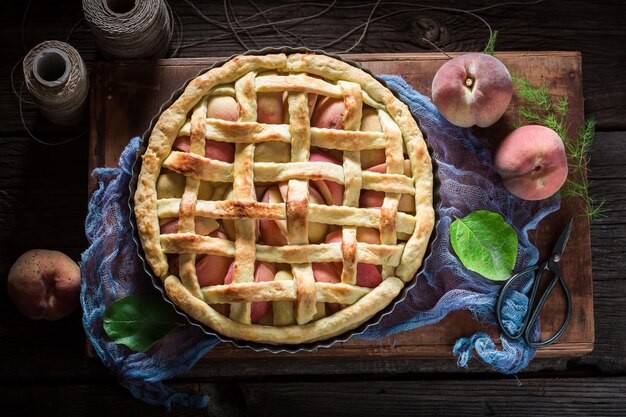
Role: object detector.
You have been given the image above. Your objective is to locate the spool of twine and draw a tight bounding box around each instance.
[22,41,89,126]
[82,0,173,59]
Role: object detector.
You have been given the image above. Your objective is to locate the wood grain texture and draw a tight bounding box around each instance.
[88,52,592,359]
[3,0,626,131]
[4,377,626,417]
[1,0,625,415]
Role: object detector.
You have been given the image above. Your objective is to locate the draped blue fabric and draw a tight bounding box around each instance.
[81,76,558,408]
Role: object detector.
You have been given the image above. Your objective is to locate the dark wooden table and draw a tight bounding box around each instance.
[1,1,625,415]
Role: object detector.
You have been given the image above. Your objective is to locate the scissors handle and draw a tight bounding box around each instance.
[496,264,539,341]
[523,263,572,348]
[496,262,572,348]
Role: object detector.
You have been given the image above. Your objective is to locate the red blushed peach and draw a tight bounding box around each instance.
[173,135,192,152]
[159,217,219,236]
[206,95,239,121]
[312,262,341,284]
[495,125,568,200]
[259,185,329,245]
[311,97,344,130]
[432,53,512,128]
[359,163,415,212]
[250,262,275,323]
[276,183,329,243]
[309,150,344,206]
[8,250,81,320]
[204,140,235,163]
[173,136,235,163]
[360,190,415,212]
[312,262,342,313]
[356,263,383,288]
[324,230,383,288]
[223,261,275,323]
[196,231,233,287]
[258,185,288,246]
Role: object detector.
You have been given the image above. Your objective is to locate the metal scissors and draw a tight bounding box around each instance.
[495,218,574,348]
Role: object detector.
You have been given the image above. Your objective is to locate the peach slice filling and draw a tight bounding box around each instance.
[161,89,411,324]
[173,135,235,163]
[214,261,276,324]
[359,161,416,212]
[309,149,344,206]
[321,229,383,289]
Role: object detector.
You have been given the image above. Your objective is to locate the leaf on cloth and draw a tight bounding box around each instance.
[450,210,518,281]
[103,294,185,352]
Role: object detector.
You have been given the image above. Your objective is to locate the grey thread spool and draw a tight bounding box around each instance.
[83,0,173,59]
[23,41,89,126]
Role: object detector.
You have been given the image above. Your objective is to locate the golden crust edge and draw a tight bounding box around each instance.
[135,52,435,342]
[164,274,403,345]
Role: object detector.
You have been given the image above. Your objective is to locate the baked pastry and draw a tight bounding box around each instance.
[134,52,434,345]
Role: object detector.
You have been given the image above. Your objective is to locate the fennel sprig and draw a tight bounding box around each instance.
[512,76,604,219]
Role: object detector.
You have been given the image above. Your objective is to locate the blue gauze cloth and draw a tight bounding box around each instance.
[81,75,559,409]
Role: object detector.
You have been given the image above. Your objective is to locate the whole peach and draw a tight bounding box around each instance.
[7,249,81,320]
[431,53,512,128]
[494,125,568,200]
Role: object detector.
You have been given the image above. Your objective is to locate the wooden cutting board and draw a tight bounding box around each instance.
[88,52,593,358]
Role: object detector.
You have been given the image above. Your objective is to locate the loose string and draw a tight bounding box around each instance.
[13,0,544,147]
[179,0,544,54]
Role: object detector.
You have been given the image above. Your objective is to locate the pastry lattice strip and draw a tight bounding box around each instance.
[158,68,417,325]
[162,152,414,194]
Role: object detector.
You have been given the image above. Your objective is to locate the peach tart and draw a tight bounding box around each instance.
[134,52,435,345]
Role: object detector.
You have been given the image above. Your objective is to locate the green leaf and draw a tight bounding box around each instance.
[103,294,185,352]
[450,210,518,281]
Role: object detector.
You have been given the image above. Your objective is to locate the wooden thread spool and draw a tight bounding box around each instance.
[101,0,138,16]
[82,0,173,59]
[32,48,71,87]
[23,41,89,126]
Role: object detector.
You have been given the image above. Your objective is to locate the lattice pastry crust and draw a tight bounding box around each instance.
[134,53,435,345]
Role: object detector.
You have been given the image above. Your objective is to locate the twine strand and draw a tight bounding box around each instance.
[179,0,543,55]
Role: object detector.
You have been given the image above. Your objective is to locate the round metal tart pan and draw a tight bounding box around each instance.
[129,46,441,353]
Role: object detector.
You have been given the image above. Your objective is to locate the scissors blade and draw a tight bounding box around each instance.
[551,217,574,262]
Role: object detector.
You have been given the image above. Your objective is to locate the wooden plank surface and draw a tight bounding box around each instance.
[5,0,626,414]
[5,376,626,417]
[88,51,593,358]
